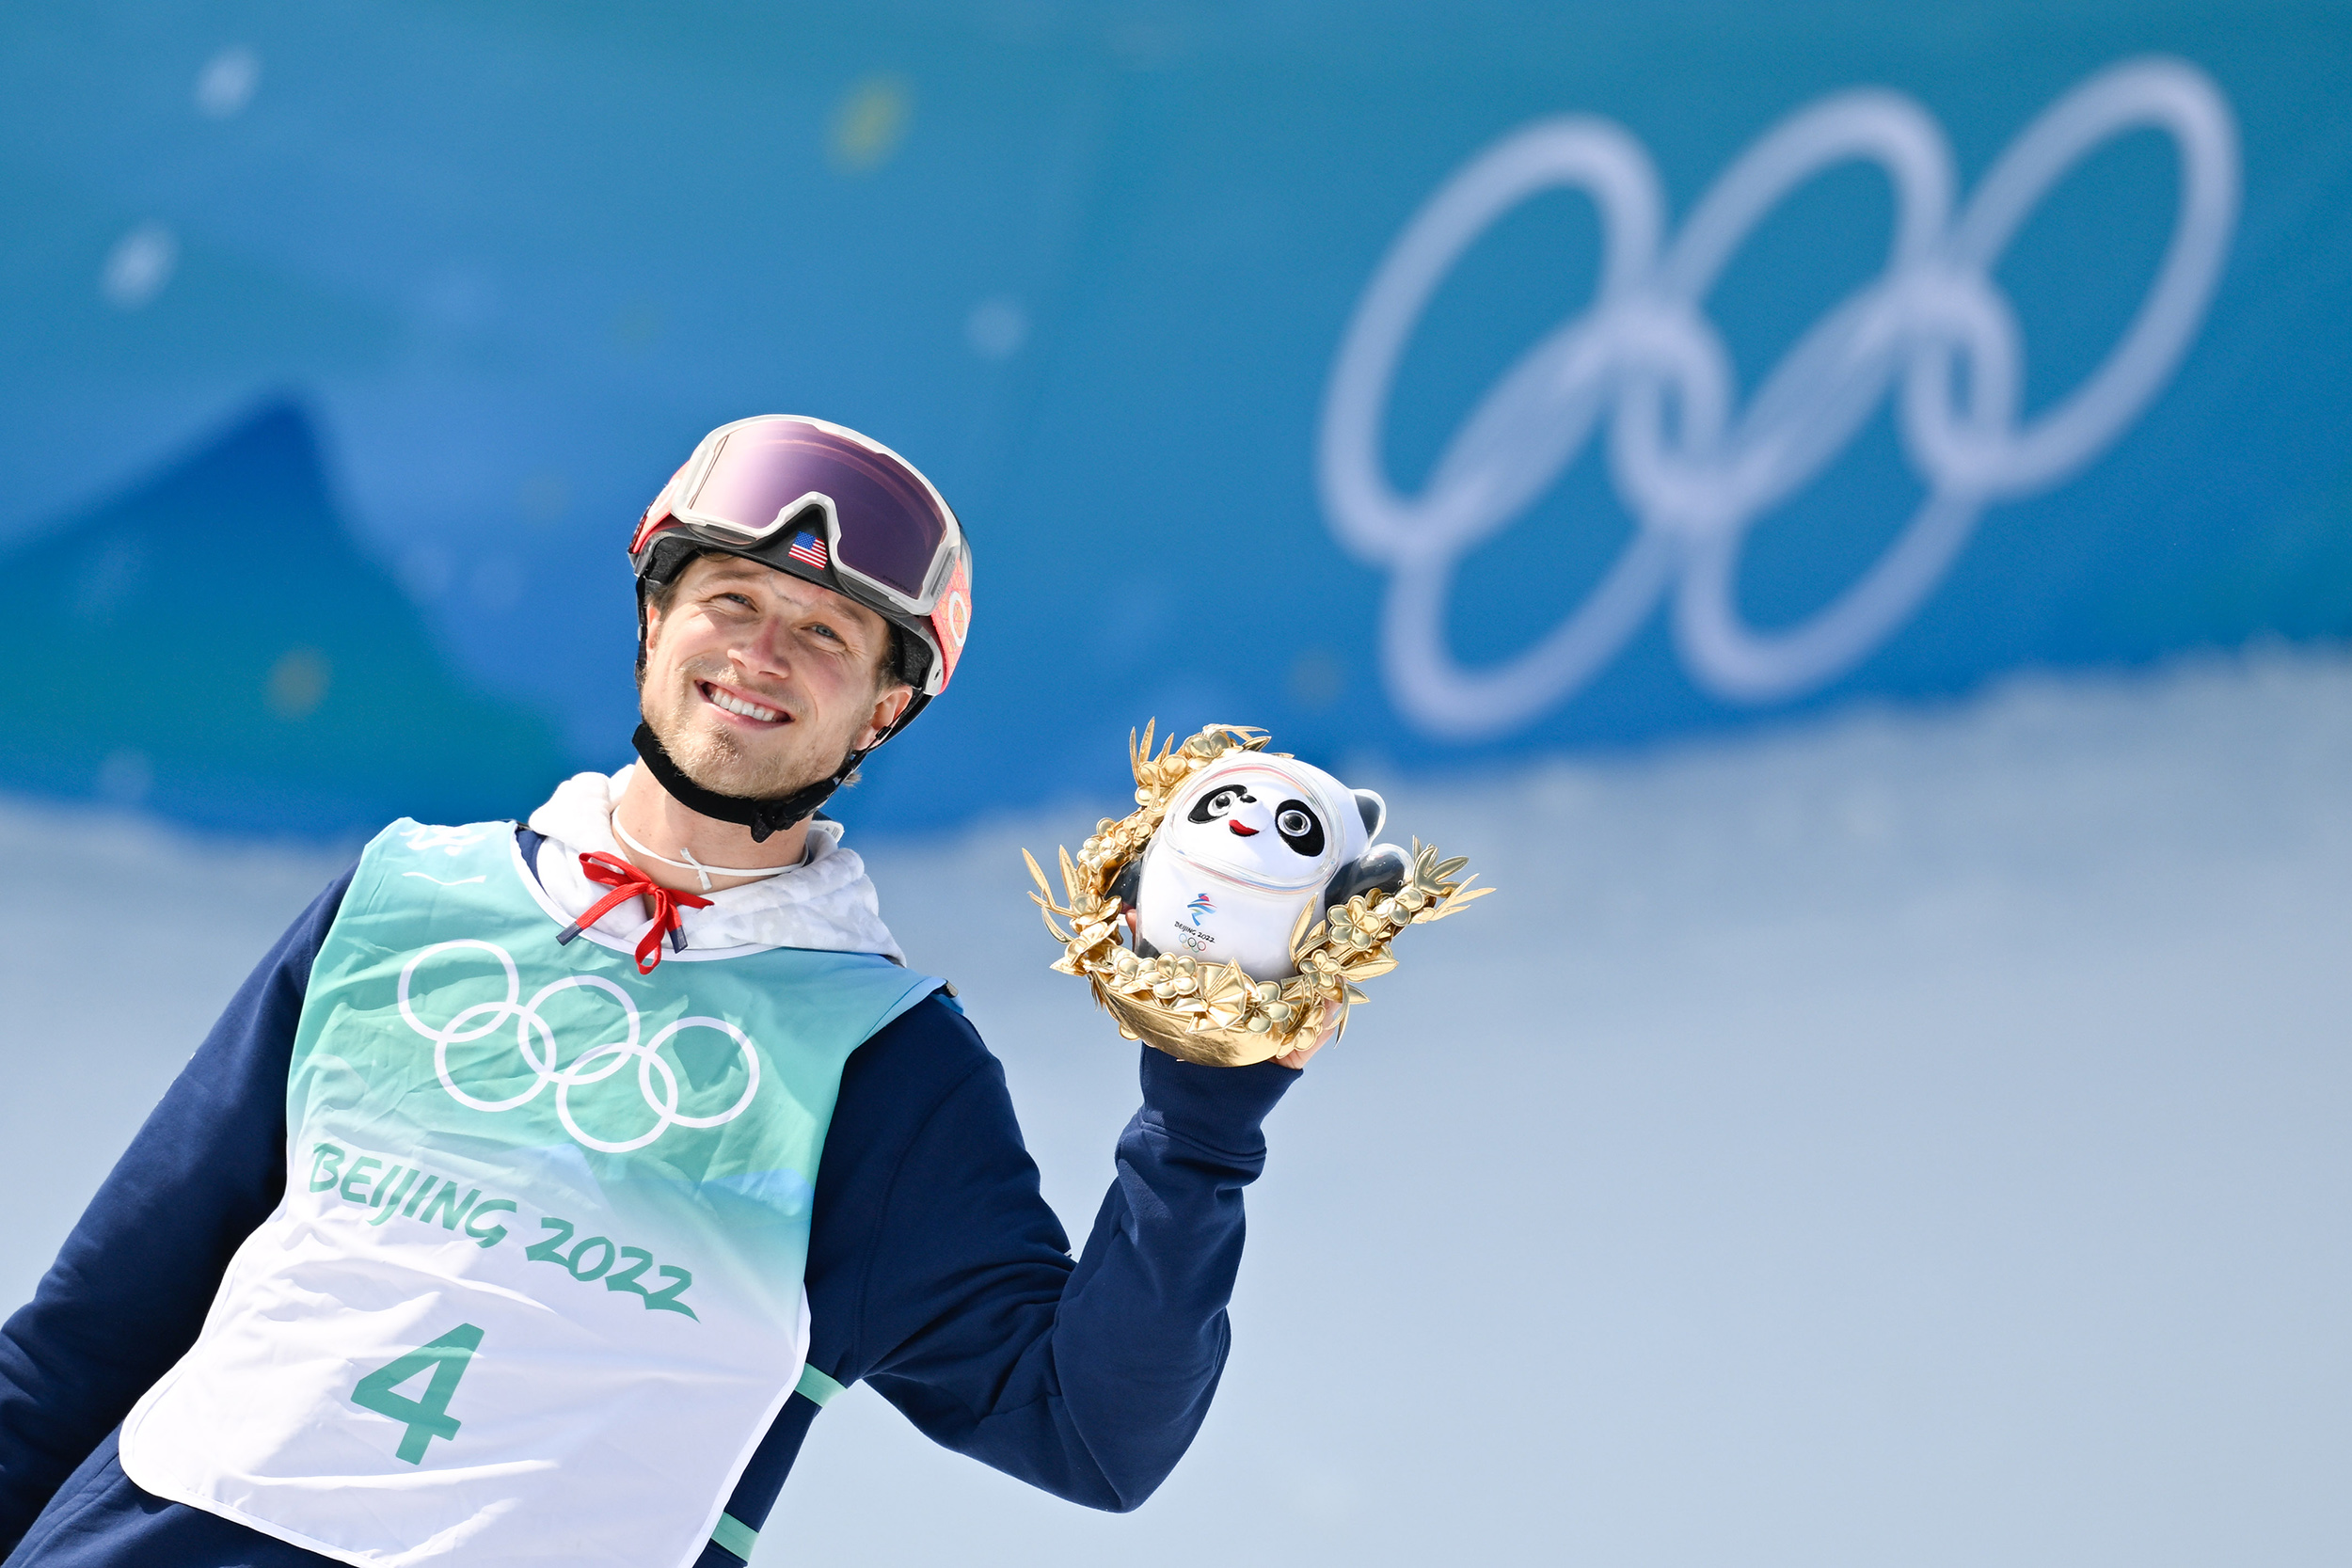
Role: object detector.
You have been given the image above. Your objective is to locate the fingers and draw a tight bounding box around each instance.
[1272,1015,1340,1070]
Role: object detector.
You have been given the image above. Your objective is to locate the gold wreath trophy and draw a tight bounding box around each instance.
[1024,721,1491,1067]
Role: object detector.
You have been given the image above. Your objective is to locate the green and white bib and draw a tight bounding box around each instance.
[120,819,940,1568]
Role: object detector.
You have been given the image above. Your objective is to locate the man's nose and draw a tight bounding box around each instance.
[734,626,792,680]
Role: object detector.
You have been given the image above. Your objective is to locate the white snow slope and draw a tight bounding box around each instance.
[3,646,2347,1568]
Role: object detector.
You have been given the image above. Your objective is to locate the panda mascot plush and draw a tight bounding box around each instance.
[1112,752,1412,981]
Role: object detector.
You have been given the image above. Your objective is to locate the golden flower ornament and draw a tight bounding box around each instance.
[1023,721,1492,1067]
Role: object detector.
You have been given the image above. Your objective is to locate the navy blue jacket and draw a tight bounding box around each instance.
[0,832,1296,1566]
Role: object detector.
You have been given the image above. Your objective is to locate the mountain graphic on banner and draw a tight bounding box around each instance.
[0,399,567,834]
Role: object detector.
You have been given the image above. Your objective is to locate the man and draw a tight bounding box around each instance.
[0,416,1320,1568]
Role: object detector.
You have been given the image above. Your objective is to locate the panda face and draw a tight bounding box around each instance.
[1163,763,1335,890]
[1187,786,1327,858]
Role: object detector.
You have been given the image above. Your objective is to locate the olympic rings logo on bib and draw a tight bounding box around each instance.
[401,823,498,858]
[398,940,760,1153]
[1318,56,2240,739]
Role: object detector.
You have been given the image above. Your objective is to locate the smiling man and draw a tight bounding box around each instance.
[0,416,1318,1568]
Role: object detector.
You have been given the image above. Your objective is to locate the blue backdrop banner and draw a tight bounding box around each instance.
[2,2,2346,833]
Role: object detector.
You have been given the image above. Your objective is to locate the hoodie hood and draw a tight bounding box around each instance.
[527,764,904,962]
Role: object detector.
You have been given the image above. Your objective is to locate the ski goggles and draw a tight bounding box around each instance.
[629,415,972,694]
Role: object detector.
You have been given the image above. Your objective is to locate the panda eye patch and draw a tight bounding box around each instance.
[1274,800,1324,856]
[1187,786,1254,824]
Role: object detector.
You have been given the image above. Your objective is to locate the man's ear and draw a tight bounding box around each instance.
[863,685,915,748]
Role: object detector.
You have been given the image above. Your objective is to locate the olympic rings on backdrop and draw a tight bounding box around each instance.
[1318,56,2240,738]
[397,939,760,1154]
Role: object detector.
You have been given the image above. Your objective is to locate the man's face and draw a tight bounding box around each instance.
[639,554,913,800]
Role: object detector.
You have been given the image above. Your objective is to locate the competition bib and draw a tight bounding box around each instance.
[120,820,939,1568]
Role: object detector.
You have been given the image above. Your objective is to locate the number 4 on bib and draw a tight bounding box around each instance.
[350,1323,485,1464]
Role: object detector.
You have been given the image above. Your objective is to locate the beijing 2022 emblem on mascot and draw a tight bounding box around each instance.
[1025,722,1490,1067]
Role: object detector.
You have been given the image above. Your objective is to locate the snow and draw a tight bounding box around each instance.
[5,645,2348,1566]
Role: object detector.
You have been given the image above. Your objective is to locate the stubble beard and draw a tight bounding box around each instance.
[644,657,851,801]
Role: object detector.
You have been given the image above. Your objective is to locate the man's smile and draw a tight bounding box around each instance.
[697,680,791,726]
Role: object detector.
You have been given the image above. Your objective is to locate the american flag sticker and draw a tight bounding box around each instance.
[787,531,828,569]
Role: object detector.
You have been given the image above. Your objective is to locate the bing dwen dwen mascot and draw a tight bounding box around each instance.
[1026,722,1490,1067]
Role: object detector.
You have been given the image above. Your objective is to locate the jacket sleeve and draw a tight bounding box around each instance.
[842,1013,1298,1513]
[0,867,352,1553]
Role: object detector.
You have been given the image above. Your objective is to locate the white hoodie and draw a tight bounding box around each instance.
[525,764,904,962]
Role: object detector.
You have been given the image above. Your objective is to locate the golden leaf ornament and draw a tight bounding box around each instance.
[1021,721,1492,1067]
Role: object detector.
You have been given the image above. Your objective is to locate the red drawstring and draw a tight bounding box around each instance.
[556,851,711,974]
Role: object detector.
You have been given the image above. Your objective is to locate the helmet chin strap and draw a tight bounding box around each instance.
[630,722,864,844]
